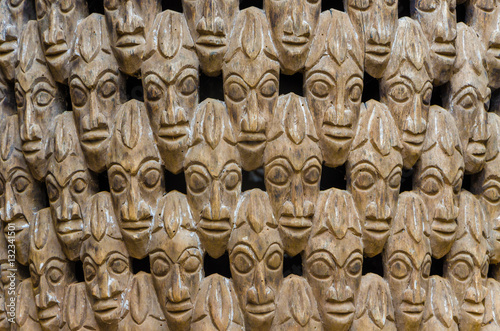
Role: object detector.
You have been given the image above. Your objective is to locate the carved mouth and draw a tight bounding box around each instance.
[403,131,425,147]
[198,218,231,238]
[238,132,266,150]
[116,34,145,49]
[0,40,16,56]
[400,302,424,320]
[463,301,485,318]
[282,35,309,46]
[322,124,354,144]
[38,304,59,323]
[166,299,193,316]
[325,301,355,321]
[22,140,42,155]
[431,218,457,238]
[3,215,28,234]
[279,216,312,234]
[81,129,109,148]
[468,141,486,157]
[432,42,456,60]
[120,217,152,236]
[488,43,500,59]
[196,35,226,47]
[246,302,275,316]
[44,42,68,58]
[365,43,391,59]
[93,299,119,318]
[158,124,188,143]
[364,218,390,236]
[56,219,83,235]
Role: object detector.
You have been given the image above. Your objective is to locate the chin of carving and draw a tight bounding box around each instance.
[351,273,396,331]
[16,278,42,331]
[228,189,283,331]
[142,10,199,174]
[420,276,459,331]
[64,282,99,331]
[223,7,279,171]
[191,274,245,331]
[347,100,403,257]
[414,105,464,259]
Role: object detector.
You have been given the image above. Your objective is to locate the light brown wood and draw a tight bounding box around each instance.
[420,276,459,331]
[64,282,100,331]
[483,278,500,331]
[15,278,42,330]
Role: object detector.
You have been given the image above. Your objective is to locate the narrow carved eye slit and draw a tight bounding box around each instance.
[183,256,201,273]
[388,83,410,103]
[70,86,87,107]
[84,263,96,281]
[13,176,30,193]
[104,0,118,10]
[142,168,161,189]
[353,170,375,190]
[100,80,117,99]
[267,164,290,186]
[266,251,282,270]
[47,267,63,284]
[146,82,163,102]
[152,258,169,277]
[179,75,198,96]
[260,80,277,98]
[15,89,24,109]
[226,82,247,102]
[423,88,432,106]
[308,259,332,280]
[111,173,127,193]
[309,80,331,99]
[483,186,500,204]
[109,258,128,274]
[224,170,240,191]
[30,264,40,287]
[33,89,54,107]
[481,261,489,278]
[232,252,254,274]
[458,93,475,110]
[422,260,431,279]
[187,171,209,194]
[451,260,471,281]
[389,259,410,279]
[9,0,22,7]
[419,175,441,196]
[72,178,87,194]
[385,0,396,5]
[303,165,321,185]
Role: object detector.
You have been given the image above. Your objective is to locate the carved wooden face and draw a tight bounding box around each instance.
[103,0,160,76]
[345,0,398,78]
[35,0,87,83]
[420,276,459,331]
[381,61,433,169]
[305,55,363,168]
[182,0,238,76]
[412,0,457,85]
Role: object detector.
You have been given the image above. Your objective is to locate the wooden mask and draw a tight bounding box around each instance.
[344,0,398,78]
[414,105,464,258]
[64,282,100,331]
[149,191,203,331]
[264,0,320,74]
[46,112,98,261]
[29,208,76,331]
[444,191,489,331]
[142,10,199,175]
[34,0,88,84]
[103,0,161,76]
[191,274,245,331]
[228,189,283,331]
[420,276,459,331]
[0,115,45,266]
[351,273,396,331]
[304,10,364,168]
[383,192,432,330]
[483,278,500,331]
[466,0,500,89]
[70,13,126,174]
[304,188,363,331]
[182,0,239,76]
[443,23,490,175]
[223,7,279,171]
[81,192,132,328]
[15,20,65,181]
[347,100,403,257]
[411,0,457,85]
[185,99,241,259]
[0,222,17,331]
[108,100,165,259]
[380,17,433,169]
[15,278,42,331]
[264,93,322,257]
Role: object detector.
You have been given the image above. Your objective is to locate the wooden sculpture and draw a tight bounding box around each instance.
[414,105,464,259]
[444,191,489,331]
[29,208,76,331]
[185,99,241,259]
[103,0,161,76]
[0,280,8,331]
[0,222,18,331]
[142,10,199,175]
[420,276,459,331]
[182,0,239,77]
[351,273,397,331]
[149,191,204,331]
[347,100,403,257]
[223,7,279,171]
[383,192,432,331]
[483,278,500,331]
[108,100,165,259]
[15,278,42,330]
[411,0,457,85]
[344,0,398,78]
[443,22,490,175]
[0,115,45,266]
[303,188,363,331]
[70,13,126,174]
[228,189,283,331]
[380,17,433,169]
[64,282,100,331]
[264,93,322,257]
[304,9,364,168]
[0,74,16,123]
[34,0,88,84]
[264,0,320,74]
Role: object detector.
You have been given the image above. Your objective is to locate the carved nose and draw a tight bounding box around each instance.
[240,91,264,133]
[365,201,392,221]
[471,108,488,142]
[35,277,59,309]
[161,87,187,126]
[403,275,425,304]
[196,0,226,36]
[21,100,42,141]
[0,24,16,43]
[167,265,191,303]
[323,102,353,127]
[117,0,145,35]
[3,185,21,222]
[367,5,391,45]
[326,275,353,302]
[434,187,459,221]
[464,272,486,304]
[434,3,456,43]
[43,9,65,45]
[404,96,426,134]
[247,263,274,305]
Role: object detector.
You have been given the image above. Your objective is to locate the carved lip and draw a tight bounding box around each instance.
[400,302,424,315]
[325,301,355,318]
[120,218,152,235]
[364,218,390,233]
[402,131,425,146]
[0,40,16,55]
[38,304,59,322]
[488,43,500,59]
[468,141,486,157]
[279,216,312,229]
[22,140,42,154]
[3,215,28,234]
[238,132,266,149]
[246,302,275,315]
[282,35,309,46]
[431,219,457,237]
[365,43,390,57]
[198,218,231,237]
[116,34,145,49]
[56,219,83,235]
[322,124,354,143]
[196,35,226,47]
[82,129,109,146]
[463,301,485,317]
[166,299,193,314]
[45,42,68,57]
[432,42,456,59]
[93,298,119,317]
[158,124,188,142]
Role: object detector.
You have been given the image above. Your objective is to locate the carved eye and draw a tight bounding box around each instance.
[109,258,128,274]
[388,170,401,189]
[188,172,209,194]
[303,165,321,185]
[15,89,24,109]
[349,84,362,102]
[481,261,489,278]
[483,186,500,203]
[30,264,40,287]
[267,164,290,186]
[36,0,47,18]
[47,267,63,284]
[179,75,197,96]
[475,0,496,11]
[33,89,53,107]
[309,259,332,280]
[100,80,117,99]
[226,82,247,102]
[223,170,240,191]
[458,93,475,110]
[422,260,431,279]
[104,0,118,10]
[84,263,96,282]
[232,252,254,274]
[72,178,87,194]
[349,0,370,10]
[146,82,163,102]
[152,258,169,277]
[353,170,375,190]
[385,0,395,5]
[9,0,22,7]
[347,257,363,277]
[416,0,438,11]
[389,259,410,279]
[451,260,471,281]
[309,80,331,99]
[46,180,60,202]
[266,251,282,270]
[260,80,277,98]
[12,176,30,193]
[110,173,127,193]
[70,86,87,107]
[183,256,201,273]
[388,83,410,103]
[60,0,74,13]
[419,175,441,196]
[142,168,161,189]
[423,87,432,106]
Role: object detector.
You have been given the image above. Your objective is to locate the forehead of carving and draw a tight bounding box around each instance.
[390,192,428,243]
[384,60,432,93]
[0,115,23,162]
[486,113,500,161]
[185,142,240,177]
[265,137,322,171]
[190,99,236,148]
[348,146,403,179]
[30,208,67,260]
[455,191,487,243]
[448,71,489,105]
[422,106,463,156]
[72,13,111,65]
[82,242,130,266]
[156,191,195,236]
[30,256,68,276]
[306,54,363,83]
[16,66,56,94]
[17,21,46,74]
[224,53,279,88]
[418,151,464,185]
[454,23,487,77]
[50,112,84,164]
[151,229,201,262]
[307,233,362,267]
[142,50,198,85]
[83,192,123,243]
[71,58,121,89]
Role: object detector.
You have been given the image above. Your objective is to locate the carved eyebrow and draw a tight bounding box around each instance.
[231,242,258,260]
[305,70,336,83]
[420,165,454,184]
[7,166,31,179]
[388,251,418,269]
[31,76,56,90]
[51,170,86,187]
[39,256,68,273]
[70,69,119,89]
[143,65,197,85]
[178,247,203,263]
[265,156,293,170]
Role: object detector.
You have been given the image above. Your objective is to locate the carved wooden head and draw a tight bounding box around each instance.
[444,23,490,175]
[0,222,17,331]
[223,7,279,171]
[29,208,76,331]
[420,276,459,331]
[182,0,239,76]
[414,105,464,258]
[305,10,364,168]
[444,191,489,331]
[46,112,98,261]
[34,0,88,83]
[15,278,43,330]
[185,99,241,258]
[64,282,99,331]
[304,188,363,331]
[344,0,398,78]
[15,20,65,181]
[228,189,283,331]
[264,0,320,74]
[149,191,203,331]
[142,10,199,174]
[380,17,433,169]
[81,192,132,327]
[0,114,45,266]
[70,13,126,173]
[482,278,500,331]
[347,100,403,257]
